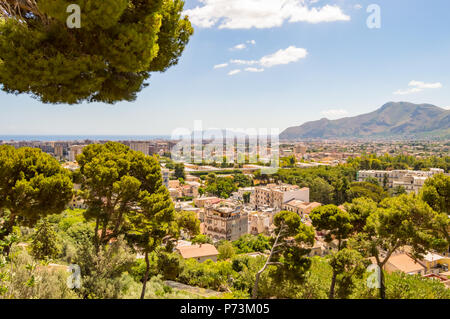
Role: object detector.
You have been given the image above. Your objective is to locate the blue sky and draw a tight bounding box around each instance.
[0,0,449,135]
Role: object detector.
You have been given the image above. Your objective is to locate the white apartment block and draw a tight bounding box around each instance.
[357,168,444,194]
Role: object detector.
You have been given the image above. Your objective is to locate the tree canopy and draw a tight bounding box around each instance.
[0,146,73,240]
[0,0,193,104]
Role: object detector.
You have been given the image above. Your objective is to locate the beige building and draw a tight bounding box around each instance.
[194,196,223,208]
[384,254,426,275]
[176,244,219,263]
[248,208,276,235]
[204,203,248,241]
[253,184,310,209]
[282,199,321,217]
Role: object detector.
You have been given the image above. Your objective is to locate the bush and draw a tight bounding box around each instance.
[0,245,77,299]
[71,236,135,299]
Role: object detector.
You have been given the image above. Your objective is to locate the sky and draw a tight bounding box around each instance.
[0,0,449,136]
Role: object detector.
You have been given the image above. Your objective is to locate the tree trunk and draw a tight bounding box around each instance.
[329,270,337,299]
[140,251,150,300]
[252,224,284,299]
[379,268,386,299]
[93,216,100,254]
[0,212,17,256]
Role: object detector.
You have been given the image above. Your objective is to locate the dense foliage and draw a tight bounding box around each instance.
[0,0,193,104]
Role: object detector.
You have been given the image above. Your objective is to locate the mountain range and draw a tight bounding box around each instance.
[280,102,450,140]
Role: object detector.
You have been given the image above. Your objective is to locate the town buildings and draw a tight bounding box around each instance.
[357,168,445,194]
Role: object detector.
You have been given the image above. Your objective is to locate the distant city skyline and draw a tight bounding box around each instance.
[0,0,449,135]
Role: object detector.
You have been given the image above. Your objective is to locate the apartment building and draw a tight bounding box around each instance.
[129,141,151,156]
[282,199,321,217]
[248,207,276,235]
[204,203,248,241]
[68,145,86,162]
[252,184,310,209]
[357,168,444,194]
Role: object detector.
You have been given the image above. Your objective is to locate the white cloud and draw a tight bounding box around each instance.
[230,46,308,69]
[245,67,265,73]
[213,63,229,69]
[408,80,442,89]
[393,88,423,95]
[231,44,247,51]
[230,40,257,51]
[394,80,443,95]
[228,69,241,76]
[321,109,349,119]
[184,0,350,29]
[230,59,259,66]
[259,46,308,67]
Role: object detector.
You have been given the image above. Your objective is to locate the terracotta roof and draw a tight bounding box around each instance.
[177,244,218,259]
[387,254,425,273]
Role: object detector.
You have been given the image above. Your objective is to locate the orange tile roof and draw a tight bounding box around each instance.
[387,254,425,273]
[177,244,219,259]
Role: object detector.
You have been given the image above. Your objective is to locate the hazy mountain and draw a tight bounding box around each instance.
[280,102,450,140]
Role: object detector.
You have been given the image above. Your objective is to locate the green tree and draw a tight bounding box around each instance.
[31,219,61,261]
[232,234,271,254]
[77,142,160,250]
[344,197,377,233]
[0,146,73,245]
[364,177,380,186]
[242,192,251,204]
[328,248,367,299]
[191,234,213,245]
[174,163,186,180]
[354,194,448,299]
[127,166,177,299]
[0,0,194,104]
[346,181,387,203]
[310,205,353,250]
[217,241,235,261]
[72,236,135,299]
[175,210,200,239]
[421,173,450,214]
[391,186,407,197]
[310,177,334,204]
[310,204,354,297]
[252,210,315,299]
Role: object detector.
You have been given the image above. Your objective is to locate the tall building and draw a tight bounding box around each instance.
[130,142,150,155]
[68,145,86,162]
[204,203,248,241]
[54,143,65,160]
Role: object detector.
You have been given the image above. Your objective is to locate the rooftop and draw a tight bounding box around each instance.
[177,244,219,259]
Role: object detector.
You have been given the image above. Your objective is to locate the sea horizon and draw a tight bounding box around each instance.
[0,135,171,142]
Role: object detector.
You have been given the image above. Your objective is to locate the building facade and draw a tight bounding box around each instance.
[204,203,248,241]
